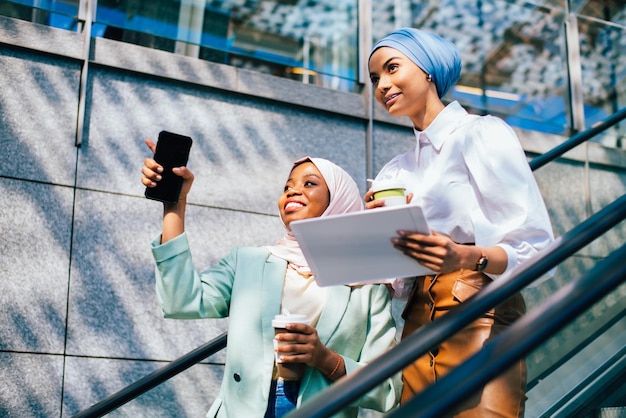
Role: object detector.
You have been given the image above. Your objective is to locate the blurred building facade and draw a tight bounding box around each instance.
[0,1,625,416]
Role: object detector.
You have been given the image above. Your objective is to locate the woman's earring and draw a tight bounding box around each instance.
[427,74,432,82]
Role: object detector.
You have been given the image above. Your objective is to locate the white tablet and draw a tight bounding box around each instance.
[290,204,433,287]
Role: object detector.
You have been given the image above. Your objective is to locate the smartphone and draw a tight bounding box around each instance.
[145,130,193,204]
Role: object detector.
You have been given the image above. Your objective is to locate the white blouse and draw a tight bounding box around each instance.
[375,101,554,276]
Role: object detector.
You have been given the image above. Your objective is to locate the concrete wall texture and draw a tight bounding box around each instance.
[1,16,625,417]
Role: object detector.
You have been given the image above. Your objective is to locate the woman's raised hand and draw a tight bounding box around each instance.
[142,138,194,243]
[141,138,194,204]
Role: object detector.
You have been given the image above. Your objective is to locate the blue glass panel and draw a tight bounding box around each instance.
[374,0,570,136]
[92,0,360,92]
[578,15,626,147]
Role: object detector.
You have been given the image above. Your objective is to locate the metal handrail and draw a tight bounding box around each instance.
[526,303,626,391]
[529,106,626,171]
[538,344,626,417]
[72,332,228,418]
[524,106,626,390]
[287,193,626,418]
[389,243,626,417]
[74,109,626,417]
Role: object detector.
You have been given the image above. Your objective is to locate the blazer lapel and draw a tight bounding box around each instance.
[257,253,287,381]
[261,254,287,333]
[315,285,351,346]
[297,284,351,403]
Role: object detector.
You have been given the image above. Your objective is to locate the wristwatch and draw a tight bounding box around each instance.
[475,253,488,272]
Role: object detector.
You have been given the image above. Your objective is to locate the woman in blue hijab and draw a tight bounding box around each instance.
[367,28,554,417]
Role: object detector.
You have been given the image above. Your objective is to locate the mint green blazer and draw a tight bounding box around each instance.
[152,232,401,418]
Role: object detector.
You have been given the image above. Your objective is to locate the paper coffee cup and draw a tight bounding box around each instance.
[272,313,310,380]
[371,180,406,206]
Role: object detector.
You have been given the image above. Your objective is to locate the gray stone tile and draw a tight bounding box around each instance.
[67,190,283,360]
[588,167,626,257]
[63,356,223,418]
[0,47,79,186]
[77,70,367,211]
[0,15,83,59]
[0,179,73,353]
[237,68,366,118]
[531,159,587,239]
[93,37,238,92]
[534,159,626,259]
[371,122,415,178]
[0,352,64,418]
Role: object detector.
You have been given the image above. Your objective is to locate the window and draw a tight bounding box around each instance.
[93,0,361,93]
[372,0,570,135]
[1,0,625,146]
[372,0,625,145]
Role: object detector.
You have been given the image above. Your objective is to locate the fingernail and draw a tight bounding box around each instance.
[156,175,162,181]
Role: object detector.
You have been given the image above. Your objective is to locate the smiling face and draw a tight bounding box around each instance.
[369,46,440,128]
[278,161,330,230]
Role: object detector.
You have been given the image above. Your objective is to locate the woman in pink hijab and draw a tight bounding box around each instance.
[142,145,401,418]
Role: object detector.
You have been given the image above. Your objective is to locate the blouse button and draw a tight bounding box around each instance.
[233,373,241,382]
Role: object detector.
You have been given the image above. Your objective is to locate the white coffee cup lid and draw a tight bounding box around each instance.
[272,313,310,328]
[371,179,406,193]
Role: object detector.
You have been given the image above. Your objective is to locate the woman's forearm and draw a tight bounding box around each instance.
[161,200,186,243]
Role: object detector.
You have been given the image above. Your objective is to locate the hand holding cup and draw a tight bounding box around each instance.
[272,313,311,380]
[370,179,407,207]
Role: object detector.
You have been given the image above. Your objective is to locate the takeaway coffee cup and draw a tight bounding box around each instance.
[371,179,407,206]
[272,313,310,380]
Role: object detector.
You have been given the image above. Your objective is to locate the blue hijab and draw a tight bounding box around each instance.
[369,28,461,99]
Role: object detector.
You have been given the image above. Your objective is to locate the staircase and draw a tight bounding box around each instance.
[74,109,626,418]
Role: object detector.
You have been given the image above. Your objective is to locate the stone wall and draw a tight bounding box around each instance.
[1,16,624,417]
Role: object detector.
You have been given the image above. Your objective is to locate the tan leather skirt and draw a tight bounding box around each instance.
[401,269,527,418]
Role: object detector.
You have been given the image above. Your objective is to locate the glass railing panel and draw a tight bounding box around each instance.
[524,282,626,417]
[2,0,624,130]
[93,1,182,53]
[373,0,569,135]
[577,15,626,148]
[0,0,79,31]
[93,0,360,93]
[570,0,625,21]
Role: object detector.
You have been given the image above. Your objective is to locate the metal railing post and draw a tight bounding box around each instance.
[75,0,95,147]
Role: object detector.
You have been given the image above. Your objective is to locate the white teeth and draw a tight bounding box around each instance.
[285,202,304,209]
[385,94,398,103]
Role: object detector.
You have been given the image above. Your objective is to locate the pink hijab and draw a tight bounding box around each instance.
[264,157,363,273]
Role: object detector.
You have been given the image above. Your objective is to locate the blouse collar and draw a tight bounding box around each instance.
[413,100,468,152]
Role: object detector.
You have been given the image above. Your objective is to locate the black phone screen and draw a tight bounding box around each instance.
[144,131,193,204]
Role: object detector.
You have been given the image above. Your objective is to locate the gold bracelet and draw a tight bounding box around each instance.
[326,354,342,378]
